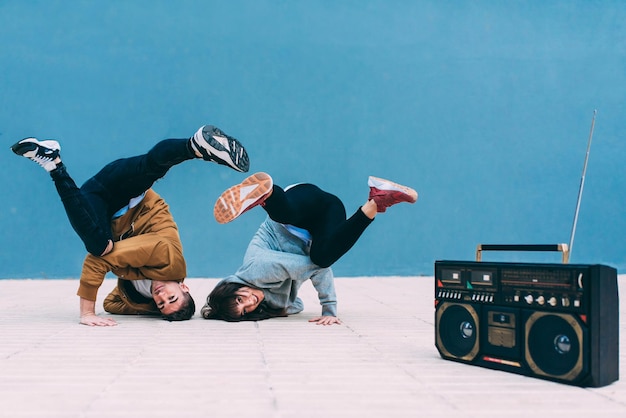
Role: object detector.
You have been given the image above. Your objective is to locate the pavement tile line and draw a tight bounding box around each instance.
[254,321,280,414]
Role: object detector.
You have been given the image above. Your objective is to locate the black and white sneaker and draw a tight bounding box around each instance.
[190,125,250,172]
[11,137,61,172]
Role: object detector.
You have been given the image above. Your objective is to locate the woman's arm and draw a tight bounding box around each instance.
[310,269,339,320]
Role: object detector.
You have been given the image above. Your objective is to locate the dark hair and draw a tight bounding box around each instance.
[202,281,286,322]
[162,292,196,322]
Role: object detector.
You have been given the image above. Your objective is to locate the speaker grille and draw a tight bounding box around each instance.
[436,302,480,361]
[525,312,585,380]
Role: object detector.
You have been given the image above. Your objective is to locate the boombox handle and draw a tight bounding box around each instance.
[475,244,570,264]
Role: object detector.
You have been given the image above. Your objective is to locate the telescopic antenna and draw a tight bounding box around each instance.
[568,110,597,259]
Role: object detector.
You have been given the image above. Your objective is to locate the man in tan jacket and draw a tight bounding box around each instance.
[11,125,249,326]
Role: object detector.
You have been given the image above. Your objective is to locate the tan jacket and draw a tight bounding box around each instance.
[103,279,160,315]
[77,189,187,302]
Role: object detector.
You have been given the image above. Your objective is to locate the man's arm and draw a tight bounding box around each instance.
[77,253,114,326]
[79,297,117,326]
[77,233,185,324]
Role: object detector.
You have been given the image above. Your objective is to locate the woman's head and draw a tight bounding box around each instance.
[202,281,286,321]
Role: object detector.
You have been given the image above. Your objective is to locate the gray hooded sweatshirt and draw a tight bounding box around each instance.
[221,217,337,316]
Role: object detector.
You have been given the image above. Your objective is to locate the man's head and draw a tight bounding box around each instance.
[151,280,196,321]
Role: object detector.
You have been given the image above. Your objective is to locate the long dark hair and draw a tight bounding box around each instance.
[202,281,287,322]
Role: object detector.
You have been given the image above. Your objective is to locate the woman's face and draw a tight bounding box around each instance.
[234,286,265,317]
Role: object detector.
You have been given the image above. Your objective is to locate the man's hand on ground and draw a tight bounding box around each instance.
[80,314,118,327]
[80,297,117,326]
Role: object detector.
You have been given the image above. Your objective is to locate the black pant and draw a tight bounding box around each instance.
[263,184,373,268]
[49,138,194,256]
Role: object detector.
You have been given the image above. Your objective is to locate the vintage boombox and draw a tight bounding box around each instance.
[434,245,619,387]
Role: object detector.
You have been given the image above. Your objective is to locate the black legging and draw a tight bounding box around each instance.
[262,183,373,268]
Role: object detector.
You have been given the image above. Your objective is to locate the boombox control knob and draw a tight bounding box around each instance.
[536,296,545,305]
[525,294,534,304]
[548,297,557,307]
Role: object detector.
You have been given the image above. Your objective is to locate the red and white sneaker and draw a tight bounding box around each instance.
[368,176,418,213]
[214,172,273,224]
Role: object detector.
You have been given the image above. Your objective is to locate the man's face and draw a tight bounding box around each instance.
[151,281,190,315]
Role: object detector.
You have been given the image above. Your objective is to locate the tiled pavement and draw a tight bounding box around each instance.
[0,276,624,418]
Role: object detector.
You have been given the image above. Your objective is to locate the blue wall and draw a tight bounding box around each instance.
[2,0,625,278]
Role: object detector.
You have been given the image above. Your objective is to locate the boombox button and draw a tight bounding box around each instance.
[525,294,534,304]
[574,299,581,307]
[548,297,557,307]
[537,296,545,305]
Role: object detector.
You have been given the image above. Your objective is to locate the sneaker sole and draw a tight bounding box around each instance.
[368,176,418,203]
[194,127,250,172]
[214,172,273,224]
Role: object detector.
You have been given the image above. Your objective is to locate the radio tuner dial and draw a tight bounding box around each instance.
[524,294,534,304]
[548,297,557,307]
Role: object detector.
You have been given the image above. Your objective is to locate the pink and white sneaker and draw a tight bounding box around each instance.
[368,176,418,213]
[214,172,273,224]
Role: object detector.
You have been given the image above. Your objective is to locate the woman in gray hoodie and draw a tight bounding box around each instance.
[202,172,417,325]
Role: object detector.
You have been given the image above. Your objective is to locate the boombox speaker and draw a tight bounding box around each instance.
[435,246,619,387]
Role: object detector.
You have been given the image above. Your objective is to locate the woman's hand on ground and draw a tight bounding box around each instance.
[309,316,342,326]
